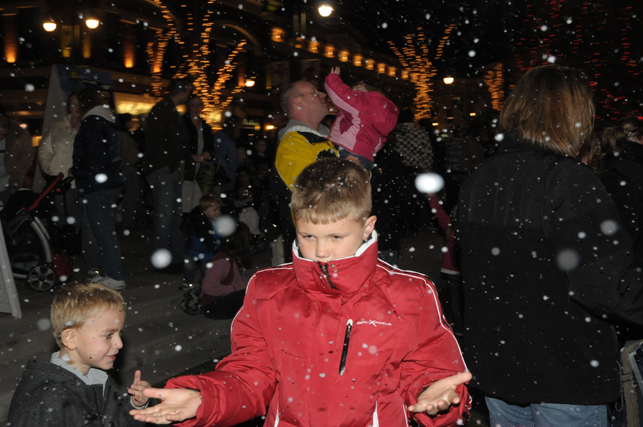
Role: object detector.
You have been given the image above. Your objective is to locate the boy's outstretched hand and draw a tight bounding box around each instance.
[130,387,202,425]
[331,66,340,75]
[408,371,472,416]
[128,370,152,407]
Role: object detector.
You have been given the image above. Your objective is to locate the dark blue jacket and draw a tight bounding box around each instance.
[72,106,124,195]
[186,206,221,259]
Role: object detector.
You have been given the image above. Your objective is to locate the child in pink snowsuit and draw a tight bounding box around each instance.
[324,67,399,169]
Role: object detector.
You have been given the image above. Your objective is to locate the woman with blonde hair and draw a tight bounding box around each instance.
[457,65,643,426]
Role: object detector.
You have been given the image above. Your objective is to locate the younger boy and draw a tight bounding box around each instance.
[182,193,222,290]
[325,67,399,169]
[131,158,471,426]
[8,281,153,426]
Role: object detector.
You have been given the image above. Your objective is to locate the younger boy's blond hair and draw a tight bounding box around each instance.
[51,281,125,348]
[291,158,371,225]
[200,193,222,211]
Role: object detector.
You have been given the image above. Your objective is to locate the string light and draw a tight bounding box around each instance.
[389,25,455,120]
[484,63,504,111]
[513,1,641,118]
[149,0,247,125]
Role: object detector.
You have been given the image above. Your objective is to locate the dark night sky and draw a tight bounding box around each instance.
[314,0,643,77]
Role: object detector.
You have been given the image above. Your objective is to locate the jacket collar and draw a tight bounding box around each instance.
[83,105,115,123]
[292,231,379,296]
[498,130,568,159]
[278,119,330,140]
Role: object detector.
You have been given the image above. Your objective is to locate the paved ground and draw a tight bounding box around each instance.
[0,222,489,426]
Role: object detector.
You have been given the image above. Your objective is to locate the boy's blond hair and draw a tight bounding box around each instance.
[200,193,222,211]
[51,281,125,348]
[291,158,371,225]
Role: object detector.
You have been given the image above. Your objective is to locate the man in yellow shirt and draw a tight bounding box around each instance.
[272,81,337,262]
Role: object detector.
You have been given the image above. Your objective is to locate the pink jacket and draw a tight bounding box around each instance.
[324,74,399,161]
[166,235,470,426]
[200,252,247,307]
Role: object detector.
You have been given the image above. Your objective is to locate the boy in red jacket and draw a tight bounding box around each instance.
[325,67,399,170]
[131,158,471,427]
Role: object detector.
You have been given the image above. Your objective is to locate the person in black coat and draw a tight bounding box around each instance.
[457,65,643,426]
[181,95,215,182]
[72,88,126,290]
[181,95,214,213]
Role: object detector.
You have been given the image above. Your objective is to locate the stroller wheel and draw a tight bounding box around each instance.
[27,265,57,292]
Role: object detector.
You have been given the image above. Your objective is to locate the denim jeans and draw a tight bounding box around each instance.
[338,146,374,170]
[121,170,144,228]
[486,397,608,427]
[83,187,124,280]
[81,199,100,271]
[147,169,184,263]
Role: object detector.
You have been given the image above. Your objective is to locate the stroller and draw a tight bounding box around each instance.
[1,173,74,291]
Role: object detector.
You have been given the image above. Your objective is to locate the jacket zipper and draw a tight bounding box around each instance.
[339,319,353,376]
[318,262,335,289]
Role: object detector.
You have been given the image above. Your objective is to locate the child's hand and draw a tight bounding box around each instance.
[408,371,472,416]
[130,387,202,424]
[128,370,151,407]
[331,66,340,75]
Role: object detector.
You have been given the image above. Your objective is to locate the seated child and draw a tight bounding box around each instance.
[8,281,153,426]
[182,193,222,290]
[201,222,253,319]
[131,158,471,426]
[324,66,399,170]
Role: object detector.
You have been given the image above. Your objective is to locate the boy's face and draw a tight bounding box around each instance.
[61,306,125,375]
[204,204,221,221]
[296,215,376,263]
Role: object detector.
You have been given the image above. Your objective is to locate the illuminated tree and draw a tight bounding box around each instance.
[389,25,455,121]
[147,0,247,124]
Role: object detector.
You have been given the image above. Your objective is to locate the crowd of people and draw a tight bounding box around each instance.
[3,63,643,426]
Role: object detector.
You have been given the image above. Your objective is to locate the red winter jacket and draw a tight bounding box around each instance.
[166,235,470,427]
[325,74,399,161]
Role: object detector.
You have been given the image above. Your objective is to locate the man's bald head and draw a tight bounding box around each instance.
[279,82,303,116]
[279,81,330,129]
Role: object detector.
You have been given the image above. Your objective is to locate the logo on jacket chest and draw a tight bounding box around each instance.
[356,319,392,327]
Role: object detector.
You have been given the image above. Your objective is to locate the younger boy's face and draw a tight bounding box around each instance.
[62,307,125,375]
[296,215,376,263]
[204,204,221,221]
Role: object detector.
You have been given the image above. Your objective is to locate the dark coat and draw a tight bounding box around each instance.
[72,109,124,195]
[186,205,221,258]
[181,115,214,181]
[601,140,643,259]
[370,146,409,253]
[457,133,643,405]
[144,96,190,176]
[8,360,145,426]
